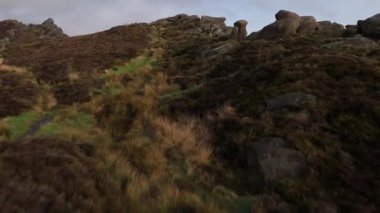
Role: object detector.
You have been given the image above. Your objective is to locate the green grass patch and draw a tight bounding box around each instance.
[37,112,96,136]
[4,111,42,140]
[109,56,155,75]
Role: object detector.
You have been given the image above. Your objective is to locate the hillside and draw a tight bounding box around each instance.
[0,10,379,212]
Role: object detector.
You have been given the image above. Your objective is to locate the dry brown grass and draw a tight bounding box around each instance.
[0,58,27,74]
[153,116,213,167]
[33,84,57,112]
[0,120,10,141]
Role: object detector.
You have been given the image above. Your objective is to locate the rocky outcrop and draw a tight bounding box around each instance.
[232,20,248,40]
[257,10,344,39]
[275,10,300,20]
[325,35,378,49]
[38,18,66,38]
[317,21,345,37]
[257,18,301,39]
[151,14,232,38]
[358,13,380,38]
[344,25,358,37]
[0,18,67,51]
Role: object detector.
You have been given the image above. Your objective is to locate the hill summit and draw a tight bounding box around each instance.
[0,10,379,212]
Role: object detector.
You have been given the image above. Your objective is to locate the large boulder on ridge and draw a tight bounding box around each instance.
[257,18,301,39]
[358,13,380,38]
[275,10,300,20]
[257,10,345,39]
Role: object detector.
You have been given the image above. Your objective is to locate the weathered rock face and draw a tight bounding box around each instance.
[358,13,380,38]
[39,18,66,38]
[257,10,344,39]
[201,42,238,59]
[275,10,300,20]
[326,35,378,48]
[151,14,231,38]
[232,20,248,40]
[257,18,301,39]
[297,16,320,36]
[247,137,308,183]
[317,21,345,37]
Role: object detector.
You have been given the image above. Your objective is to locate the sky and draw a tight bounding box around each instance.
[0,0,379,36]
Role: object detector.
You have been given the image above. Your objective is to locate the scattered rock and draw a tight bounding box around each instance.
[275,10,300,20]
[267,92,317,111]
[326,35,378,48]
[232,20,248,40]
[201,42,238,59]
[358,13,380,38]
[247,137,308,183]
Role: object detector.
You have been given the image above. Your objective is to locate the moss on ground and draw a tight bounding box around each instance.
[3,111,42,140]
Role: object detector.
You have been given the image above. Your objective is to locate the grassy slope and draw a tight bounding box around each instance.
[0,20,379,212]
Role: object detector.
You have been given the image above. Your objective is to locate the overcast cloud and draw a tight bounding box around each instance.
[0,0,379,36]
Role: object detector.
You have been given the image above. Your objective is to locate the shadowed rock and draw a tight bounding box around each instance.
[267,92,317,111]
[247,137,308,183]
[358,13,380,38]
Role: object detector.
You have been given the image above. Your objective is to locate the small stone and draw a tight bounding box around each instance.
[247,137,308,183]
[266,92,317,111]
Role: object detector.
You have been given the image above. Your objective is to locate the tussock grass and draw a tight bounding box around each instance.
[0,120,10,141]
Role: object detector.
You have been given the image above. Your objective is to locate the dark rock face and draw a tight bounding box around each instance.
[247,137,308,183]
[232,20,248,40]
[358,13,380,38]
[345,25,358,36]
[267,92,317,111]
[257,10,344,39]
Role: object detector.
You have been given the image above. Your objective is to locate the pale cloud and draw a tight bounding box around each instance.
[0,0,379,35]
